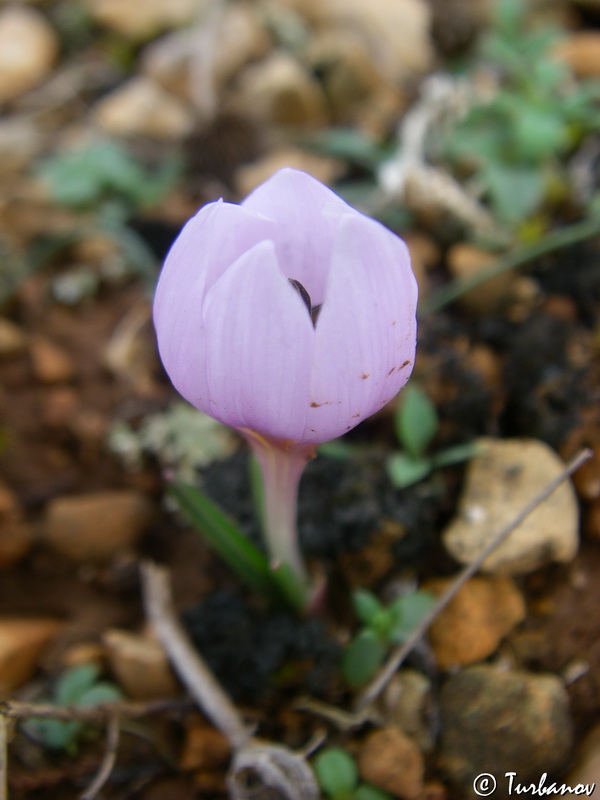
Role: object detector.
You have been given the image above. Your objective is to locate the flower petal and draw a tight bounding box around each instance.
[241,168,350,305]
[153,199,273,412]
[202,240,315,440]
[303,213,417,443]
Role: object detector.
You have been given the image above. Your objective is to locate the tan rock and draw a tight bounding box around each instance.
[44,490,154,563]
[555,32,600,79]
[93,76,194,140]
[228,51,328,129]
[0,317,26,356]
[424,576,526,669]
[358,726,424,799]
[306,30,398,126]
[0,117,44,175]
[0,482,34,569]
[278,0,433,82]
[380,670,434,752]
[84,0,206,40]
[235,149,343,197]
[0,6,58,104]
[103,628,178,699]
[180,715,230,770]
[446,242,514,314]
[564,723,600,797]
[443,438,579,574]
[0,617,64,694]
[404,232,440,298]
[143,4,271,100]
[439,666,573,794]
[30,337,76,383]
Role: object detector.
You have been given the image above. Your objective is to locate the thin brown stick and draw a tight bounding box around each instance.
[79,716,120,800]
[0,714,7,800]
[354,448,592,711]
[0,698,189,724]
[140,562,252,750]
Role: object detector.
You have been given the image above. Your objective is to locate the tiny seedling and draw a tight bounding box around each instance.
[441,0,600,227]
[386,384,479,489]
[24,662,123,753]
[314,747,392,800]
[342,588,435,687]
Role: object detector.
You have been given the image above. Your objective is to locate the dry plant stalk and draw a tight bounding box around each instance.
[140,562,320,800]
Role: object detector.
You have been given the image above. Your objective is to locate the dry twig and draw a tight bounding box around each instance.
[354,448,592,711]
[141,562,320,800]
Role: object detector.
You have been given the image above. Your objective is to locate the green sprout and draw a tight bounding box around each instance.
[24,663,123,753]
[442,0,600,228]
[342,588,435,687]
[386,384,479,490]
[314,747,392,800]
[34,138,181,286]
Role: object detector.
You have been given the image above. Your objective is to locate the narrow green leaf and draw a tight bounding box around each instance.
[432,442,482,469]
[168,481,278,600]
[395,385,438,458]
[270,562,308,614]
[314,748,358,798]
[354,785,394,800]
[342,630,386,688]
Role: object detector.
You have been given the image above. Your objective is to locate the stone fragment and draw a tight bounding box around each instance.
[278,0,433,82]
[180,715,231,770]
[446,243,515,314]
[438,665,573,797]
[0,117,43,175]
[556,32,600,78]
[403,232,440,298]
[442,438,579,574]
[0,6,58,104]
[358,726,424,799]
[103,628,179,700]
[564,723,600,797]
[93,76,194,140]
[143,4,271,98]
[30,337,76,383]
[228,52,328,128]
[0,617,64,693]
[305,30,403,131]
[44,490,154,563]
[0,317,26,356]
[84,0,205,40]
[424,576,526,670]
[380,670,434,752]
[0,482,34,569]
[235,149,343,197]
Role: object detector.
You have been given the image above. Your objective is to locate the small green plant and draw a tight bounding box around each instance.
[37,139,180,214]
[442,0,600,227]
[314,747,392,800]
[342,588,435,687]
[386,384,479,489]
[24,663,123,753]
[35,139,181,285]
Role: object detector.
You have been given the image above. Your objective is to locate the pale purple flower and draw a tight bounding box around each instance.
[154,167,417,446]
[153,168,417,592]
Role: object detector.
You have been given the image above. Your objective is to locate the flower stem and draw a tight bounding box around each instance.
[242,431,315,590]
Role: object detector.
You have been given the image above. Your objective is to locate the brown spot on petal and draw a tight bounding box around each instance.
[311,401,331,408]
[388,367,396,375]
[361,374,370,380]
[400,359,411,369]
[352,414,360,418]
[391,320,397,325]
